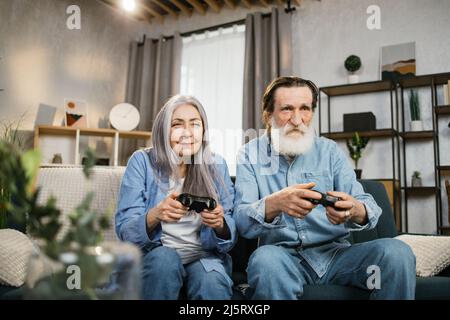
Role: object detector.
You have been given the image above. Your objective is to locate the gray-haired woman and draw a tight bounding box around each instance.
[115,95,237,300]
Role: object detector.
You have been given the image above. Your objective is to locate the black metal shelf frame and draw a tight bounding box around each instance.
[399,73,450,234]
[319,73,450,234]
[318,80,402,231]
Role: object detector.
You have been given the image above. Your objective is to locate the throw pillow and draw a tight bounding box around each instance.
[0,229,34,287]
[396,234,450,277]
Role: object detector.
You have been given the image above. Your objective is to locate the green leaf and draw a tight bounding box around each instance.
[346,132,370,170]
[83,149,96,179]
[20,149,41,196]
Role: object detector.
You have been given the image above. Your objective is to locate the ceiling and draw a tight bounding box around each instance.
[99,0,303,24]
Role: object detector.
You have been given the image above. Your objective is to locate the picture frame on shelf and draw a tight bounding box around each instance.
[34,103,57,128]
[380,42,416,83]
[64,98,88,128]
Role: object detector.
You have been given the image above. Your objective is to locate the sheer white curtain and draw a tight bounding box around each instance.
[180,25,245,175]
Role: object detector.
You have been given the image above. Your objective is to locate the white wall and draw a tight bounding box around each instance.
[0,0,151,163]
[291,0,450,233]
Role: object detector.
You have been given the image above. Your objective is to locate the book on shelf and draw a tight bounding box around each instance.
[444,84,449,105]
[448,80,450,104]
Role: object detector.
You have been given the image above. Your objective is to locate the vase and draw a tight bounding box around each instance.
[412,176,422,187]
[410,120,423,131]
[348,74,359,84]
[24,241,141,300]
[354,169,362,179]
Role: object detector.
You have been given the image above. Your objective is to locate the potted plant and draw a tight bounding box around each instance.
[0,143,140,299]
[409,90,423,131]
[411,171,422,187]
[346,132,370,179]
[0,114,27,229]
[344,55,362,84]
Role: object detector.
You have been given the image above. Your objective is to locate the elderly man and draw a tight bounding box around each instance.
[234,76,416,300]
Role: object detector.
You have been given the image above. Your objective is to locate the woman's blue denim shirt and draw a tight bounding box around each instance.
[115,149,237,276]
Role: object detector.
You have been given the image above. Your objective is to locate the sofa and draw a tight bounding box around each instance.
[1,166,450,299]
[230,179,450,300]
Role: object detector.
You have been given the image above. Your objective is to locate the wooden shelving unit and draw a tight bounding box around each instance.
[320,80,393,97]
[399,72,450,233]
[319,79,402,230]
[322,129,397,140]
[435,105,450,115]
[320,73,450,233]
[440,226,450,236]
[400,72,450,88]
[437,166,450,176]
[34,125,152,166]
[399,131,436,140]
[401,186,440,194]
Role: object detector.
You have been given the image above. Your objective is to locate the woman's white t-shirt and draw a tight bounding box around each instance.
[160,178,208,264]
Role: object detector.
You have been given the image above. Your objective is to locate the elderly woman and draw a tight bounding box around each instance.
[115,95,237,300]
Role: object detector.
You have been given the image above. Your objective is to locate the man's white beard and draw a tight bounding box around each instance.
[270,118,315,157]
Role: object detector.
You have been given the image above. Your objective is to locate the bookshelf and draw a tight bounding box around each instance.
[399,72,450,233]
[319,80,402,230]
[34,125,152,166]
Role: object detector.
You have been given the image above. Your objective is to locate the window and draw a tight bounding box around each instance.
[180,24,245,175]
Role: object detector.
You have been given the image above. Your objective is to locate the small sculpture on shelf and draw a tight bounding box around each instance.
[52,153,62,164]
[409,90,423,131]
[346,132,370,179]
[411,171,422,187]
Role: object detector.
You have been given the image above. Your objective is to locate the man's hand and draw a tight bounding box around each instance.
[201,204,230,239]
[264,182,322,222]
[325,191,368,225]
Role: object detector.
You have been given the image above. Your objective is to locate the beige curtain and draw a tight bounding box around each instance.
[243,7,293,132]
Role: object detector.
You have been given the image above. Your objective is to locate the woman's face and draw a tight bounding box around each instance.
[170,104,204,157]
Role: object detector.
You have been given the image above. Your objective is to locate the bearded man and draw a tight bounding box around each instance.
[234,76,416,300]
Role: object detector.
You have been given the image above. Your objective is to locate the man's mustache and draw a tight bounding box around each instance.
[283,124,309,134]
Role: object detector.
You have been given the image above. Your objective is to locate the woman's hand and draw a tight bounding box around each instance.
[201,204,230,239]
[153,192,189,222]
[146,192,189,233]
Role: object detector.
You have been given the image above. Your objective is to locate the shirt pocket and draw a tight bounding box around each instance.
[300,170,333,192]
[200,256,234,287]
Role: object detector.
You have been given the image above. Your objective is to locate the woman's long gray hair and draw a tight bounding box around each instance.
[150,94,224,200]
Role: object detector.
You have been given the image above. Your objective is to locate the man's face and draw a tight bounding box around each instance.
[271,86,314,134]
[269,86,315,157]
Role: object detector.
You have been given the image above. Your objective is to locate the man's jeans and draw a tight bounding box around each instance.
[247,238,416,300]
[142,246,233,300]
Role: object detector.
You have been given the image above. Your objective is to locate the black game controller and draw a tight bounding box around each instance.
[176,193,217,213]
[307,191,342,208]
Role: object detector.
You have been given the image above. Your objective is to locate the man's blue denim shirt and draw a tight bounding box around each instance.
[234,133,382,278]
[115,149,237,276]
